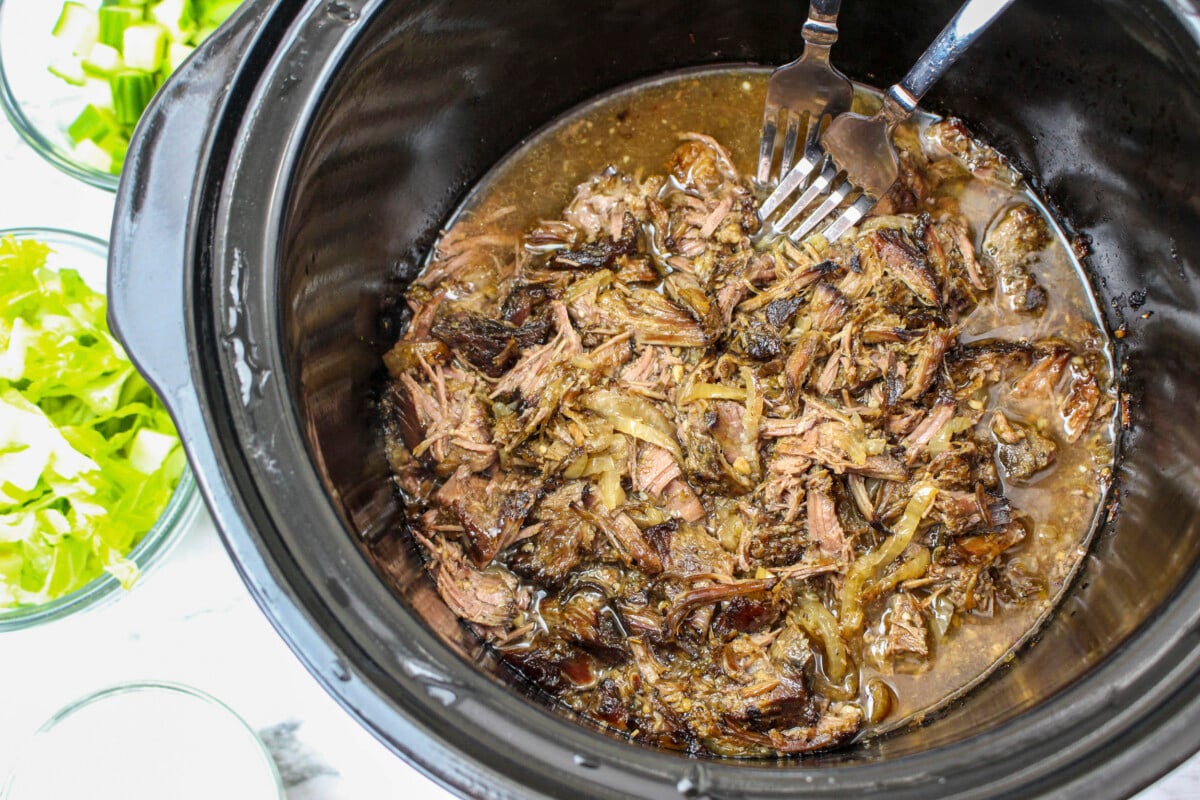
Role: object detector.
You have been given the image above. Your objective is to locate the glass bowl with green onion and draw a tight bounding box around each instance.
[0,0,243,191]
[0,228,201,631]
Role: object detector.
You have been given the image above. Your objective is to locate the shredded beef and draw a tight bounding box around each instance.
[381,117,1113,757]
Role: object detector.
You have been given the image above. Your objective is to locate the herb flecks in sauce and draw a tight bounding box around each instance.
[380,69,1115,756]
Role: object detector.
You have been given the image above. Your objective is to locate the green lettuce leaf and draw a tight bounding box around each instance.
[0,236,184,608]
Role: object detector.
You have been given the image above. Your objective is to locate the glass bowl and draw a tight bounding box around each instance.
[1,681,284,799]
[0,0,121,191]
[0,227,201,631]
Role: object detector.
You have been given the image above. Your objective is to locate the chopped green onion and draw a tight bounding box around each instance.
[110,69,155,126]
[97,5,143,50]
[49,58,87,87]
[81,42,123,77]
[66,104,118,145]
[51,2,100,56]
[122,22,167,71]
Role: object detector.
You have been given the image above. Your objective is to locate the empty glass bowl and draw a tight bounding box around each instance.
[2,681,284,799]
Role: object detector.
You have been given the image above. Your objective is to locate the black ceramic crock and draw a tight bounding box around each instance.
[107,0,1200,797]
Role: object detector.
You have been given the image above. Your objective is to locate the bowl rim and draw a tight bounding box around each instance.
[0,226,202,631]
[0,0,121,192]
[1,679,284,799]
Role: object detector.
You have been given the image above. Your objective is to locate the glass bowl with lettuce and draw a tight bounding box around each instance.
[0,0,242,191]
[0,229,200,630]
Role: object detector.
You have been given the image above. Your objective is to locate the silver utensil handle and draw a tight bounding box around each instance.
[888,0,1017,113]
[802,0,842,47]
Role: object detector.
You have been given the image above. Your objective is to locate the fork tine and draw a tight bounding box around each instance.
[774,158,837,230]
[756,106,780,185]
[759,142,825,222]
[788,178,854,242]
[818,193,878,244]
[777,110,803,178]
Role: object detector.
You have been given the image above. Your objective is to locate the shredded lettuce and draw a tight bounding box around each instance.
[0,236,184,609]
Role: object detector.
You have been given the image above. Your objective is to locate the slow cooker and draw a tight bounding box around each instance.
[107,0,1200,796]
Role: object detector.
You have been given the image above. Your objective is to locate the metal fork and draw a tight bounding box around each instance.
[759,0,1018,245]
[755,0,853,190]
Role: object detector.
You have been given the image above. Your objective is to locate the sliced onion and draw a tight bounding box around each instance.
[839,483,938,636]
[581,390,682,462]
[678,382,747,404]
[928,416,974,457]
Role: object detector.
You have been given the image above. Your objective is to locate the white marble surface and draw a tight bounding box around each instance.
[2,70,1200,800]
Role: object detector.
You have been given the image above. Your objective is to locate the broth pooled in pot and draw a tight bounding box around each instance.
[378,70,1115,756]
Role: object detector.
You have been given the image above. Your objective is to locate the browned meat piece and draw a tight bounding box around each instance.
[435,466,541,566]
[667,522,734,578]
[923,216,989,297]
[751,703,864,754]
[932,489,986,535]
[1060,361,1102,443]
[668,133,741,193]
[636,444,681,497]
[738,259,840,313]
[779,421,908,482]
[390,367,496,476]
[548,211,639,270]
[809,283,851,333]
[768,625,814,677]
[883,593,929,661]
[500,281,554,326]
[985,204,1050,315]
[537,585,628,660]
[579,503,664,574]
[663,272,722,341]
[503,645,600,695]
[431,311,551,377]
[928,118,1022,186]
[711,593,783,641]
[992,412,1057,480]
[678,404,756,495]
[947,340,1033,396]
[663,479,706,523]
[1012,344,1070,398]
[415,530,519,628]
[506,483,596,588]
[927,522,1027,610]
[561,166,657,241]
[902,329,956,400]
[585,678,631,729]
[741,320,784,361]
[492,303,581,401]
[785,332,827,394]
[900,400,958,464]
[765,295,804,330]
[867,229,941,307]
[806,469,846,558]
[573,286,711,347]
[710,401,748,465]
[666,579,777,634]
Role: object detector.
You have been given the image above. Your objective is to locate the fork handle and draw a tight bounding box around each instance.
[802,0,842,48]
[886,0,1017,115]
